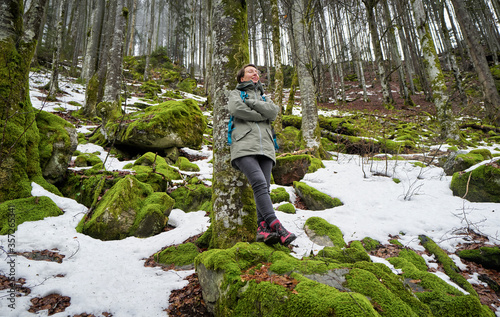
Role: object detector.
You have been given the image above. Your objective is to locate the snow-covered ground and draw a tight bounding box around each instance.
[0,72,499,316]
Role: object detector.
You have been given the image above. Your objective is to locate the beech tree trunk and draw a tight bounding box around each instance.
[450,0,500,126]
[271,0,284,133]
[144,0,156,81]
[291,0,323,156]
[0,0,54,202]
[209,0,256,249]
[412,0,458,139]
[47,0,67,100]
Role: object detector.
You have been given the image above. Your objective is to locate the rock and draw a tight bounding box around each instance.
[100,99,207,152]
[270,187,290,203]
[73,153,102,167]
[124,152,182,192]
[440,149,492,176]
[293,181,343,210]
[154,242,200,270]
[450,162,500,203]
[458,246,500,271]
[272,154,324,186]
[37,111,78,184]
[195,241,493,316]
[76,175,174,240]
[0,196,62,234]
[304,217,346,247]
[276,203,295,214]
[169,183,212,213]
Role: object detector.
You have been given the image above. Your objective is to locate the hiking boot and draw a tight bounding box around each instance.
[256,221,280,245]
[270,219,297,246]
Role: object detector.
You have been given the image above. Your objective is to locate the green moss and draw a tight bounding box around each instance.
[304,217,346,248]
[361,237,380,251]
[175,156,200,172]
[390,239,403,246]
[0,196,63,234]
[419,235,477,296]
[398,249,428,272]
[169,183,212,212]
[393,178,401,184]
[293,181,343,210]
[59,171,120,208]
[74,153,102,167]
[276,202,295,214]
[176,78,197,94]
[270,187,290,203]
[457,246,500,271]
[76,175,174,240]
[450,164,500,202]
[163,90,183,99]
[154,242,200,267]
[468,148,492,160]
[140,80,162,100]
[128,152,182,191]
[317,241,370,263]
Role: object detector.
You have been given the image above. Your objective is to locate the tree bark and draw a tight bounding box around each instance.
[291,0,323,156]
[270,0,284,133]
[47,0,68,100]
[412,0,458,139]
[209,0,256,249]
[363,0,394,106]
[144,0,156,81]
[450,0,500,126]
[0,0,54,202]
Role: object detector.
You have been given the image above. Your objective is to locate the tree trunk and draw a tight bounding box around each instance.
[144,0,156,81]
[363,0,394,106]
[0,0,54,203]
[291,0,324,157]
[102,0,127,105]
[412,0,458,139]
[127,0,138,56]
[209,0,256,249]
[47,0,68,100]
[81,0,105,83]
[270,0,284,133]
[450,0,500,126]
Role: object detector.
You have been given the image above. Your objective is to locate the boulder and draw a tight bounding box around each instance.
[458,246,500,271]
[195,240,490,316]
[450,162,500,203]
[73,153,102,167]
[124,152,182,192]
[440,149,492,176]
[169,183,212,213]
[37,111,78,184]
[272,154,324,186]
[154,242,201,270]
[293,181,343,210]
[303,217,345,248]
[76,175,174,240]
[100,99,207,152]
[0,196,62,234]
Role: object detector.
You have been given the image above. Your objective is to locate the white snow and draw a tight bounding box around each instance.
[0,72,499,316]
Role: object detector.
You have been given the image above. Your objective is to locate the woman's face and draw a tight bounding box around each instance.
[241,66,260,83]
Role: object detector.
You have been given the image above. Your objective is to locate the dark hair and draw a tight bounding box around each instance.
[236,63,258,83]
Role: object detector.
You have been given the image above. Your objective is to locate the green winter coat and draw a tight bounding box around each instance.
[228,81,279,169]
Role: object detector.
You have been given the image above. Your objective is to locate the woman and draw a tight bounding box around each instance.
[227,64,296,246]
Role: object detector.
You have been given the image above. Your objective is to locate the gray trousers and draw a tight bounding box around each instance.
[233,155,277,225]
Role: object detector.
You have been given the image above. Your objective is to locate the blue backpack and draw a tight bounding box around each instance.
[227,91,279,150]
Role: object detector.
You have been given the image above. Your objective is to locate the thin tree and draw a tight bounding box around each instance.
[47,0,68,101]
[450,0,500,126]
[271,0,284,133]
[412,0,458,139]
[144,0,156,81]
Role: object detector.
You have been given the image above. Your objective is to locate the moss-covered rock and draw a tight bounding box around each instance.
[124,152,182,192]
[304,217,346,248]
[440,149,491,176]
[59,170,122,208]
[293,181,343,210]
[169,183,212,213]
[276,202,295,214]
[270,187,290,203]
[450,163,500,203]
[140,80,162,100]
[101,99,207,151]
[73,153,102,167]
[154,242,200,269]
[175,156,200,172]
[273,154,324,186]
[76,175,174,240]
[457,246,500,271]
[276,126,301,153]
[0,196,62,234]
[36,110,78,184]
